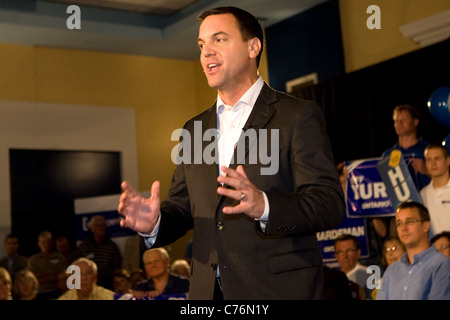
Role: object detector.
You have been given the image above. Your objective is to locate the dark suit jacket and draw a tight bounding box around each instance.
[153,83,345,299]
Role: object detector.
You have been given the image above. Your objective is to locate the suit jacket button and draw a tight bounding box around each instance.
[217,222,224,231]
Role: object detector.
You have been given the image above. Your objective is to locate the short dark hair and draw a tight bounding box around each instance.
[425,142,449,158]
[334,234,360,250]
[393,104,420,120]
[396,201,430,222]
[430,231,450,244]
[4,233,19,243]
[113,268,131,280]
[197,6,264,68]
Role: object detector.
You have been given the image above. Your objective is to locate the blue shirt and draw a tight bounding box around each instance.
[376,246,450,300]
[382,138,430,191]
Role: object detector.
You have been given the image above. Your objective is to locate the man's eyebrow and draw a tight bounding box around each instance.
[198,31,228,42]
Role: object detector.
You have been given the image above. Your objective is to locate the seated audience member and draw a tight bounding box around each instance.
[55,235,73,261]
[0,267,13,300]
[58,257,114,300]
[13,269,39,300]
[377,201,450,300]
[430,231,450,258]
[27,230,68,299]
[0,234,28,280]
[371,237,406,300]
[334,234,371,294]
[382,237,406,267]
[170,259,191,279]
[323,266,353,300]
[112,268,133,300]
[70,215,122,290]
[133,248,189,300]
[130,269,146,289]
[420,143,450,237]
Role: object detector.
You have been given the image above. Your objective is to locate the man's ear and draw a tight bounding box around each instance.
[248,38,261,59]
[423,220,431,233]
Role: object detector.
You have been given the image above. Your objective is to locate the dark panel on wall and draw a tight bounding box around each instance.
[9,149,122,256]
[265,0,345,92]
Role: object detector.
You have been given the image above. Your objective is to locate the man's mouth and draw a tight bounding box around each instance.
[207,63,220,71]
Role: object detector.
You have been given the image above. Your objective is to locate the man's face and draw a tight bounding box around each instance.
[4,237,19,256]
[38,235,53,254]
[144,251,169,279]
[393,110,417,136]
[77,262,96,297]
[425,147,450,179]
[198,13,256,94]
[395,208,429,248]
[90,218,106,238]
[335,239,360,272]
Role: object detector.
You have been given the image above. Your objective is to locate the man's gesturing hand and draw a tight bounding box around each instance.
[217,165,265,220]
[118,180,161,234]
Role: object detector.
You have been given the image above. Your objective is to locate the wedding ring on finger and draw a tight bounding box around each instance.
[241,192,246,200]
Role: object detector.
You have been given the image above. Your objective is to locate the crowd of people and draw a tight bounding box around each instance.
[0,217,191,300]
[331,104,450,300]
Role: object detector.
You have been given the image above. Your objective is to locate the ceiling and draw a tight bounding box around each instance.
[0,0,328,60]
[40,0,204,15]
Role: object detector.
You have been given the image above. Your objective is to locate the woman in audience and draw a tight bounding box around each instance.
[13,269,39,300]
[0,267,13,300]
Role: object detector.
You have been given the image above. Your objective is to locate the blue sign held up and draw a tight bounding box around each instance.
[376,151,422,211]
[345,158,395,218]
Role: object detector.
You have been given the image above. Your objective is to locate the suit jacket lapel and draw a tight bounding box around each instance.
[201,103,220,190]
[231,83,277,168]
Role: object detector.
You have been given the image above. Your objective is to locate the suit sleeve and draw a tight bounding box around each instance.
[152,157,194,248]
[264,100,345,235]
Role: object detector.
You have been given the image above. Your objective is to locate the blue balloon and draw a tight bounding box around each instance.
[444,134,450,154]
[428,87,450,128]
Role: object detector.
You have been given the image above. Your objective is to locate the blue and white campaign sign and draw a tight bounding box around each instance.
[316,216,369,263]
[376,151,422,211]
[345,158,395,218]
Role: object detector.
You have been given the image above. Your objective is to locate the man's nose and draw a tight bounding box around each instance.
[202,44,215,57]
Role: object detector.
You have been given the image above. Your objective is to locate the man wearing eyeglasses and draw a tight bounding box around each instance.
[376,201,450,300]
[334,234,368,289]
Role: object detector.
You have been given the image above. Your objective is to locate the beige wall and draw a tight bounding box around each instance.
[0,44,200,197]
[339,0,450,72]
